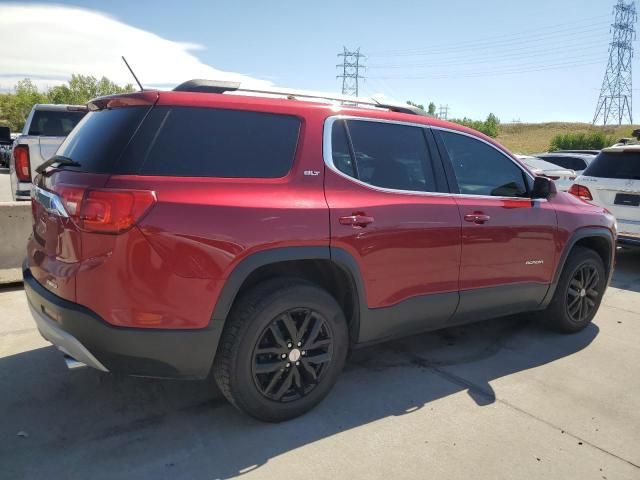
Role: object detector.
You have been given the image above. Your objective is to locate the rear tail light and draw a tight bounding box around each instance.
[52,185,156,234]
[568,183,593,201]
[13,145,30,182]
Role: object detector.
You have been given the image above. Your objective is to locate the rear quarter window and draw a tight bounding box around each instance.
[131,107,301,178]
[56,106,150,173]
[583,151,640,180]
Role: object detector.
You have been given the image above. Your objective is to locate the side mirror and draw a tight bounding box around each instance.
[531,175,557,199]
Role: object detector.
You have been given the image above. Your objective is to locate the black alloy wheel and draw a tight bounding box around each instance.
[566,263,600,323]
[213,278,348,422]
[543,246,605,333]
[252,308,333,402]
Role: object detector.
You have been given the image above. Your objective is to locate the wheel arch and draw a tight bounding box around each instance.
[541,227,615,308]
[210,247,365,345]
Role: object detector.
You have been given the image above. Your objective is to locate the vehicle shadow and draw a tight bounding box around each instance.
[0,314,598,479]
[610,247,640,292]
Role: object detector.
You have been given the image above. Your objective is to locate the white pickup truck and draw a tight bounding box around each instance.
[10,104,86,200]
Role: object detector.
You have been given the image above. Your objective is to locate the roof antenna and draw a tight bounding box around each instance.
[121,56,143,91]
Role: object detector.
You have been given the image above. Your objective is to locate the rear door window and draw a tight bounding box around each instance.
[133,107,300,178]
[28,110,86,136]
[583,151,640,179]
[331,120,437,192]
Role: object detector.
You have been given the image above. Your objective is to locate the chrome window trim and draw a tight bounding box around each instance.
[32,185,69,218]
[322,115,541,202]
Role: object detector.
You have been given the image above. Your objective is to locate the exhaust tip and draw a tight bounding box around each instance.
[63,355,87,370]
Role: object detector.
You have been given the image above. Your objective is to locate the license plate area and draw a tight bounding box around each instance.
[614,193,640,206]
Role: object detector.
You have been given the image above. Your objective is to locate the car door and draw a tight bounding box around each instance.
[324,117,462,343]
[433,128,557,324]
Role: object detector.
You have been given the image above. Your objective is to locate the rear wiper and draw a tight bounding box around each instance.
[35,155,81,174]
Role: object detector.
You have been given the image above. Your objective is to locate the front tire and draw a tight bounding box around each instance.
[544,246,606,333]
[213,278,349,422]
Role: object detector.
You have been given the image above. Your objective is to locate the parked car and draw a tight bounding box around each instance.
[516,155,576,191]
[534,152,594,175]
[9,104,86,200]
[0,126,11,168]
[24,82,616,422]
[570,145,640,246]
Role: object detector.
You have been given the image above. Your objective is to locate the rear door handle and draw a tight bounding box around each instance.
[464,213,491,224]
[339,214,375,228]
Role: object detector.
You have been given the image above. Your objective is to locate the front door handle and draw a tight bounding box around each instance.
[339,214,374,228]
[464,213,491,224]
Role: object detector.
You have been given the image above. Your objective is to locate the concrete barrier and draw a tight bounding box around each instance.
[0,201,31,284]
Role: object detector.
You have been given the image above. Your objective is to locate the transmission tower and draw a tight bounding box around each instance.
[337,47,365,96]
[593,0,637,125]
[438,104,450,120]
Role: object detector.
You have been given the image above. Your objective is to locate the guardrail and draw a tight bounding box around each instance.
[0,202,31,284]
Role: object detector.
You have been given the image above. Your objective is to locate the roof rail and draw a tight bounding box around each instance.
[174,79,241,94]
[172,79,429,116]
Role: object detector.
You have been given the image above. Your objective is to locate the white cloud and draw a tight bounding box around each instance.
[0,3,272,92]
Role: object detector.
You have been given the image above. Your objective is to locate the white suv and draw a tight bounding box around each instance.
[570,145,640,245]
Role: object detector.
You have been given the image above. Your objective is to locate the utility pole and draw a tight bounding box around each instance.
[593,0,637,125]
[438,104,450,120]
[337,47,365,97]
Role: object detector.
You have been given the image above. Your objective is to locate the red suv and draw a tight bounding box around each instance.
[24,81,616,422]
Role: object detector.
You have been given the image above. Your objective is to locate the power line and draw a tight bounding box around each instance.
[369,58,603,81]
[367,41,608,70]
[367,21,610,57]
[337,47,366,97]
[367,15,607,55]
[593,0,637,125]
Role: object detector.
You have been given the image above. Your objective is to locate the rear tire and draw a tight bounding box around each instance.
[213,278,349,422]
[543,246,606,333]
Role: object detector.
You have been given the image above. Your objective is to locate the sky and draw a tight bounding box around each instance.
[0,0,633,123]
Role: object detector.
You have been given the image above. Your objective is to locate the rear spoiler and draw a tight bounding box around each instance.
[88,91,160,111]
[66,105,88,112]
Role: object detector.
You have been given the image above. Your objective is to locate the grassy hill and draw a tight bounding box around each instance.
[496,122,640,154]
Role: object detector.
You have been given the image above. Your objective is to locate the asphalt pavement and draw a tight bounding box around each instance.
[1,250,639,479]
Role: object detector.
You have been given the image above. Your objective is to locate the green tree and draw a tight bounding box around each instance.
[428,102,436,116]
[47,74,134,104]
[0,79,47,132]
[451,113,500,138]
[483,113,500,137]
[406,100,425,111]
[0,74,135,132]
[549,132,615,151]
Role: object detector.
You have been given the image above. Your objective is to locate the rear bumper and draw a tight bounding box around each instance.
[23,265,223,379]
[14,183,31,201]
[617,233,640,246]
[617,220,640,246]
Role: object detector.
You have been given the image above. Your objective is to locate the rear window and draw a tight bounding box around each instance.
[540,155,587,171]
[129,107,301,178]
[56,106,150,173]
[582,151,640,180]
[28,110,86,136]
